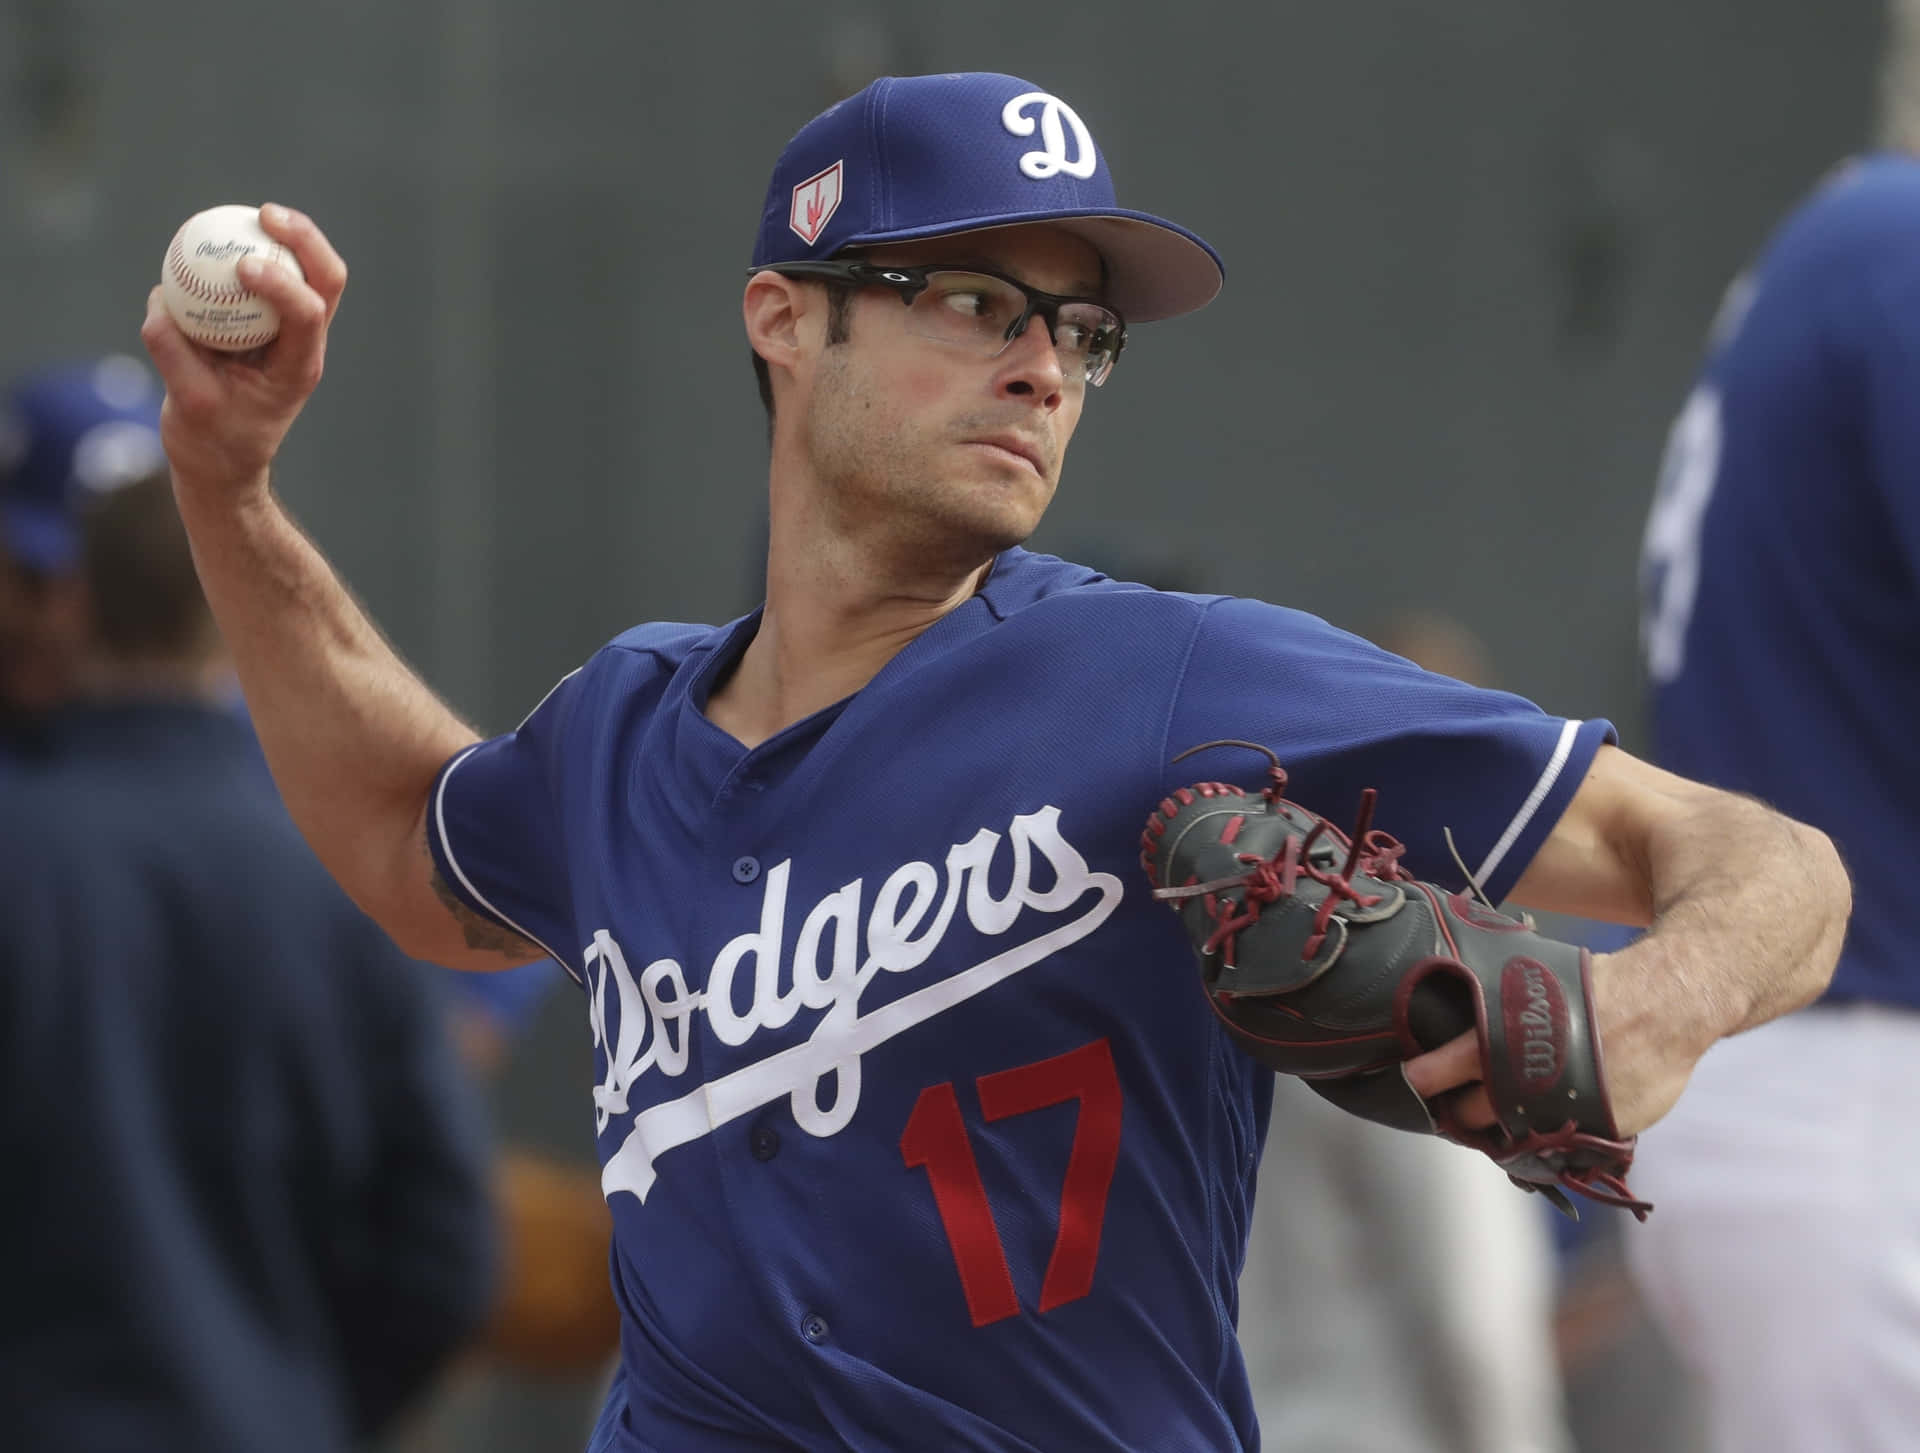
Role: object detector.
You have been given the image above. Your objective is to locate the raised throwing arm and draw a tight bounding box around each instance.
[142,205,538,970]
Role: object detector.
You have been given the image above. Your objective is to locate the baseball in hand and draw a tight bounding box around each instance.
[160,204,306,351]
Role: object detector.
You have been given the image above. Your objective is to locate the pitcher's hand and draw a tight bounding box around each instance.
[1406,949,1695,1137]
[141,204,348,500]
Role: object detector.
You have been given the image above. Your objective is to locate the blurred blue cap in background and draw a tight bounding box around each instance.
[0,356,167,574]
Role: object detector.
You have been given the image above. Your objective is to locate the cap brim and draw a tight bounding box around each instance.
[838,207,1223,324]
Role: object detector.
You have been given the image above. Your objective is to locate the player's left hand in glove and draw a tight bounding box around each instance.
[1139,741,1651,1221]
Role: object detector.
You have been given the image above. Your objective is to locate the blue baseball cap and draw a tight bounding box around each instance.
[751,73,1223,322]
[0,356,166,574]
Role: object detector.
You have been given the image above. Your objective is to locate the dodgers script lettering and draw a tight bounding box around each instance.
[585,806,1123,1202]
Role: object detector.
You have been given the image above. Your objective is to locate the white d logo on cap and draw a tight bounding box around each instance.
[1001,93,1097,181]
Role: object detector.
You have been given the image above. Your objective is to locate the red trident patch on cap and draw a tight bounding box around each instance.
[789,161,844,247]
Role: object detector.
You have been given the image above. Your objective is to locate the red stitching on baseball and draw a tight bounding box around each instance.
[202,330,277,349]
[168,237,257,305]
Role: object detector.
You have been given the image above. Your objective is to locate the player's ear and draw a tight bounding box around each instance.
[743,271,809,378]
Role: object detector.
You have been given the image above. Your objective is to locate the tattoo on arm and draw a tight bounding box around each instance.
[424,824,540,961]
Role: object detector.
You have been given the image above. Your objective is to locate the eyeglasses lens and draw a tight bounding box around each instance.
[903,272,1121,386]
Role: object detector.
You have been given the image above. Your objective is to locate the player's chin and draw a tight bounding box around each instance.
[921,483,1047,556]
[959,472,1054,543]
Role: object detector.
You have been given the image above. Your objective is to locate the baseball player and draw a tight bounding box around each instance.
[0,470,495,1451]
[1626,145,1920,1451]
[0,357,168,750]
[141,72,1846,1452]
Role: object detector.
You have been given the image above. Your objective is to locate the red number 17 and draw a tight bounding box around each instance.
[899,1037,1123,1328]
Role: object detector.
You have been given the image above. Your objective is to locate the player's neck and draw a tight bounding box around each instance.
[706,527,990,750]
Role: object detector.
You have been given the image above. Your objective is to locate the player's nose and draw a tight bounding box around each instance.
[995,314,1068,410]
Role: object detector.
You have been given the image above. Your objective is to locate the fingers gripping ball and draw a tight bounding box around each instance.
[160,205,305,351]
[1139,740,1650,1221]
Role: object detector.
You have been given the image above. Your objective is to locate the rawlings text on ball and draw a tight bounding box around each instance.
[160,205,306,352]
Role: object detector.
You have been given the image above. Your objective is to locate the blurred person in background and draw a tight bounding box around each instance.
[448,958,566,1081]
[4,360,617,1430]
[1239,609,1569,1453]
[394,963,623,1453]
[0,356,166,752]
[1626,16,1920,1447]
[446,960,623,1381]
[0,456,496,1451]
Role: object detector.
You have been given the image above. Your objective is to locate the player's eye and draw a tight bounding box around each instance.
[937,289,992,317]
[928,275,1021,329]
[1055,306,1121,366]
[1055,318,1092,352]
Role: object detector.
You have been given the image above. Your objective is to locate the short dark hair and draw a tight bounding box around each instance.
[82,471,217,662]
[752,277,857,435]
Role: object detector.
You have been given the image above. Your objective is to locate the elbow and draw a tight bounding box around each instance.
[382,919,448,968]
[348,871,438,965]
[380,892,470,969]
[1791,819,1851,1010]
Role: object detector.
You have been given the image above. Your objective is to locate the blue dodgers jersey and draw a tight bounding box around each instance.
[1640,153,1920,1010]
[431,548,1610,1452]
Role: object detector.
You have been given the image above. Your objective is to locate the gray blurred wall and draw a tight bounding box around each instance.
[0,1,1882,1445]
[1,0,1882,736]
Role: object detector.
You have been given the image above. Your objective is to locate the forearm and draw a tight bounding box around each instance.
[174,473,475,920]
[1497,748,1851,1136]
[1605,791,1848,1062]
[142,213,534,966]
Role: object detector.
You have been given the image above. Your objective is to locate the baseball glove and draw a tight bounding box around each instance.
[1140,740,1649,1220]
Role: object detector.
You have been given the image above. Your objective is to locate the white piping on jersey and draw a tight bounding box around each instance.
[514,666,581,730]
[434,741,583,985]
[1472,718,1582,891]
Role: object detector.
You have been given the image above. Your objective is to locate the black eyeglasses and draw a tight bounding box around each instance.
[754,260,1128,387]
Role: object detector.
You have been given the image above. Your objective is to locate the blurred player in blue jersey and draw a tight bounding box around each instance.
[1,360,613,1419]
[0,357,167,751]
[0,464,496,1451]
[1628,136,1920,1450]
[141,73,1847,1452]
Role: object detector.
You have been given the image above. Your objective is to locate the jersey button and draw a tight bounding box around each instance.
[750,1124,780,1161]
[731,856,761,884]
[800,1312,830,1344]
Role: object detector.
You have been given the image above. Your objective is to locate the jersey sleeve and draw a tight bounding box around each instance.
[427,665,588,973]
[1165,596,1614,903]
